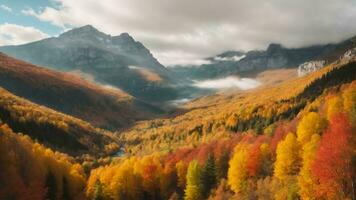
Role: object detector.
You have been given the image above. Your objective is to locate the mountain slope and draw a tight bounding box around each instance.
[171,35,356,80]
[0,86,118,156]
[0,53,161,130]
[0,25,177,102]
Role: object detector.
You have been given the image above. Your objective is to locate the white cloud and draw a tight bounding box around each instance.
[0,5,12,12]
[0,23,49,46]
[193,77,261,90]
[157,51,213,67]
[22,7,74,28]
[214,55,246,62]
[19,0,356,65]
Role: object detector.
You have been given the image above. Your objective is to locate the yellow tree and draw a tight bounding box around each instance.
[298,134,320,200]
[274,133,300,180]
[342,84,356,124]
[296,112,325,144]
[326,96,343,121]
[227,144,248,194]
[184,160,202,200]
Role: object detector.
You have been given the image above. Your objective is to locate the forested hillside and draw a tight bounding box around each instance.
[0,124,87,200]
[0,86,118,156]
[0,53,161,130]
[87,76,356,200]
[119,59,356,155]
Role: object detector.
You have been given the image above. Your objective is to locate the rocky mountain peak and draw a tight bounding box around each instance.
[118,32,134,41]
[59,25,108,39]
[266,43,283,54]
[112,32,137,46]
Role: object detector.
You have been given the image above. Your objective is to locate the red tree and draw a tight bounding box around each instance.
[270,123,288,154]
[311,113,354,199]
[246,136,267,177]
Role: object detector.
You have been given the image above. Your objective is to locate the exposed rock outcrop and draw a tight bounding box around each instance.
[341,47,356,62]
[298,60,325,76]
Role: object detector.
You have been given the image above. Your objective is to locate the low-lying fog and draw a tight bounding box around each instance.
[170,76,261,106]
[192,76,261,90]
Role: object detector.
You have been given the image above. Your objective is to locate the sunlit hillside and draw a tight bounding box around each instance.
[118,59,356,156]
[87,69,356,200]
[0,86,119,156]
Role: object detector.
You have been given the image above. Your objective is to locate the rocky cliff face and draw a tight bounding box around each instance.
[298,60,325,76]
[237,44,290,71]
[342,47,356,62]
[297,46,356,76]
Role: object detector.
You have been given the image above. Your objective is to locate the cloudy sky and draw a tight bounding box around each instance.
[1,0,356,66]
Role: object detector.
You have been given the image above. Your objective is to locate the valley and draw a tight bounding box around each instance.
[0,24,355,200]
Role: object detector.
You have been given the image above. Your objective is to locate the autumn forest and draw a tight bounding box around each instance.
[0,6,356,199]
[0,50,355,200]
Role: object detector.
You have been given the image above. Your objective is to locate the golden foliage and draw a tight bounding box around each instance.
[298,134,320,200]
[228,144,248,194]
[274,133,300,180]
[0,123,86,200]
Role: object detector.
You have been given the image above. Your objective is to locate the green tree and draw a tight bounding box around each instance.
[200,154,217,198]
[45,170,57,200]
[92,180,105,200]
[216,151,229,180]
[62,177,70,200]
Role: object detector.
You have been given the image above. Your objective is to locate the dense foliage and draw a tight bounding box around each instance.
[0,86,118,156]
[0,58,355,200]
[119,60,356,156]
[0,123,86,200]
[85,80,355,200]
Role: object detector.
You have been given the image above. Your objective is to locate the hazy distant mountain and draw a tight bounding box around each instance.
[171,36,356,80]
[0,25,177,102]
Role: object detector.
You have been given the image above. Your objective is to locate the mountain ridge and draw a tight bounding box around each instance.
[171,35,356,80]
[0,25,178,102]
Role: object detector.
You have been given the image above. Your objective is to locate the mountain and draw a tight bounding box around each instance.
[0,53,162,130]
[171,35,356,80]
[0,25,177,102]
